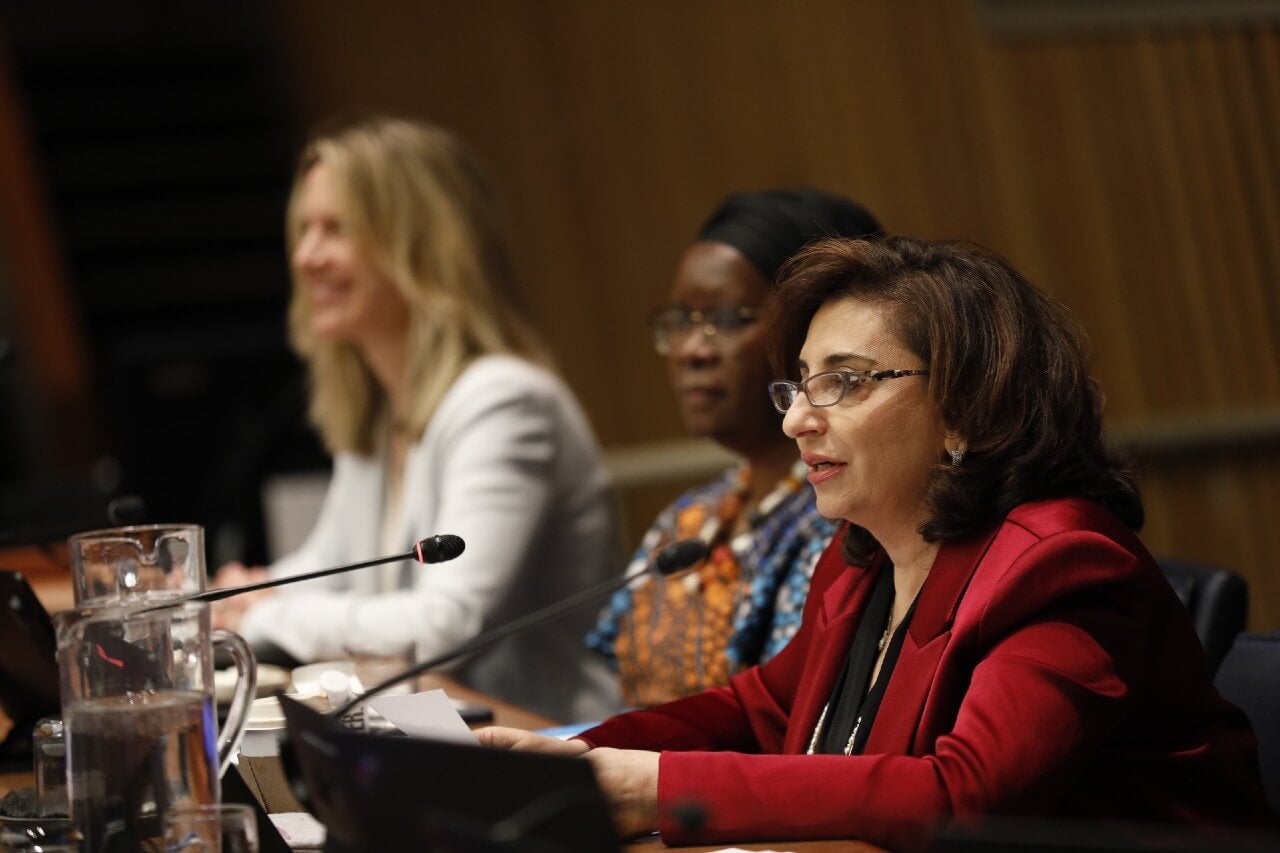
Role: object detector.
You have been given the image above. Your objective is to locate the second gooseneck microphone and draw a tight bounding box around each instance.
[172,535,466,609]
[329,538,710,718]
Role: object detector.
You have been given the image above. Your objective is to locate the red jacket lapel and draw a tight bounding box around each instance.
[864,524,1000,756]
[783,543,879,753]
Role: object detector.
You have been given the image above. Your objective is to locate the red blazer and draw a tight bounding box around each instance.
[581,498,1274,848]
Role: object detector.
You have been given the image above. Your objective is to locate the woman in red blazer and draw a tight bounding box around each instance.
[479,236,1274,848]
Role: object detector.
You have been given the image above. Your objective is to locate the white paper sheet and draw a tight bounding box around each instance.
[268,811,326,849]
[364,688,478,743]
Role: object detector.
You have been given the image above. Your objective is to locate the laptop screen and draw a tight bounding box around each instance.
[0,569,60,768]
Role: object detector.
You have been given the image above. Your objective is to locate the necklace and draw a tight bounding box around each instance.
[877,590,901,653]
[805,702,865,756]
[745,459,808,527]
[808,582,922,755]
[877,613,895,653]
[725,460,808,556]
[679,461,806,595]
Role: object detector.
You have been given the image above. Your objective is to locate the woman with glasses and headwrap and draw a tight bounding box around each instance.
[587,190,882,708]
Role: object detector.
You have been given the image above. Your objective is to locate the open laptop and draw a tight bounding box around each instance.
[279,695,620,852]
[0,569,60,772]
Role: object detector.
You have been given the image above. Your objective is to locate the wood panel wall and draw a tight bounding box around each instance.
[273,0,1280,627]
[0,39,97,475]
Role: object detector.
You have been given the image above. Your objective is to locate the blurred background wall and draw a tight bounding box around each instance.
[0,1,1276,627]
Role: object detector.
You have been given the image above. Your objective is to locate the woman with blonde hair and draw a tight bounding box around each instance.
[215,117,619,721]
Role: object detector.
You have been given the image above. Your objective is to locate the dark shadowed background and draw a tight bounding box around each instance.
[0,1,1276,628]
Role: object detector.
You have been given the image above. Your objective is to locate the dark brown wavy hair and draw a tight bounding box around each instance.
[766,235,1143,565]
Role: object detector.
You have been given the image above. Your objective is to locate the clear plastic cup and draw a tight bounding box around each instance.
[164,803,259,852]
[32,717,67,819]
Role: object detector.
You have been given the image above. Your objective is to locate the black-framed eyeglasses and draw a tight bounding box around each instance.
[768,369,929,413]
[648,305,758,356]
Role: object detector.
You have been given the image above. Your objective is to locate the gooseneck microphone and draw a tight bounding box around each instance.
[329,538,709,718]
[143,535,466,611]
[202,534,465,603]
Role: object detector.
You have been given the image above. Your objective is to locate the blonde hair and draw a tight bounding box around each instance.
[286,117,549,455]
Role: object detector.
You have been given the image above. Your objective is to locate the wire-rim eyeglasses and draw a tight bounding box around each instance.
[649,305,758,356]
[768,369,929,413]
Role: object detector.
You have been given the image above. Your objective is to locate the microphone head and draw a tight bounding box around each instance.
[653,539,709,576]
[414,534,466,564]
[106,495,147,526]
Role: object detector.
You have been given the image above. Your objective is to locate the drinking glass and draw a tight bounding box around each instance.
[164,803,259,853]
[56,601,257,852]
[342,641,417,696]
[67,523,206,606]
[32,716,67,818]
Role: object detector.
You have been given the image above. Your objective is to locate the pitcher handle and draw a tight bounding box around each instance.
[211,628,258,778]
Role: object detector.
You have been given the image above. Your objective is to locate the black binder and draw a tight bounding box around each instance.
[278,695,620,853]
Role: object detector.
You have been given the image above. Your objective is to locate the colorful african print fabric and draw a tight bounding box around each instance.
[586,464,836,708]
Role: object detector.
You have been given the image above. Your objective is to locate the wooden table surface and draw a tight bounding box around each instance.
[626,838,879,852]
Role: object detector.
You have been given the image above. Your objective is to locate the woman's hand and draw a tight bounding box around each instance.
[478,727,660,835]
[584,747,660,838]
[210,561,273,631]
[474,726,590,757]
[477,728,661,838]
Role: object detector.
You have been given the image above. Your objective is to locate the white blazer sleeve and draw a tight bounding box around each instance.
[237,365,563,663]
[261,457,355,585]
